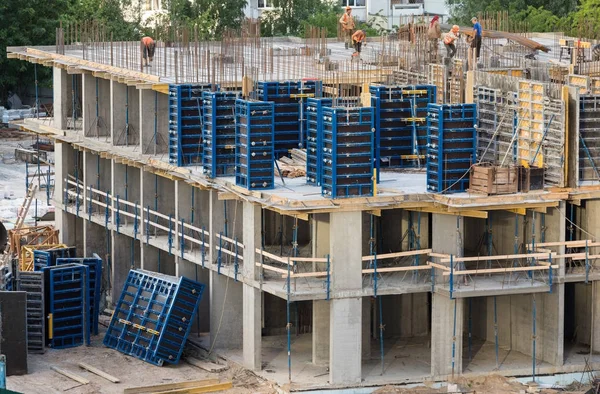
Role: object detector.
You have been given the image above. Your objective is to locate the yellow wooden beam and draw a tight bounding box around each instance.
[507,208,527,215]
[408,207,488,219]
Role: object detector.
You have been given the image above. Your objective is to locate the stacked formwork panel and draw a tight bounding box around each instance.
[168,84,214,166]
[17,271,45,354]
[56,255,102,335]
[370,85,436,171]
[254,80,323,158]
[578,95,600,182]
[427,104,477,193]
[321,107,374,198]
[43,263,90,349]
[306,97,333,186]
[33,247,76,271]
[235,99,275,190]
[202,91,240,177]
[103,270,205,366]
[475,87,517,164]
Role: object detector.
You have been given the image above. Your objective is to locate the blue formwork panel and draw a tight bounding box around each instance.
[255,80,323,158]
[34,247,77,271]
[168,84,215,167]
[235,99,275,190]
[426,103,477,193]
[56,254,102,336]
[306,98,333,186]
[43,263,90,349]
[321,107,375,198]
[103,270,205,366]
[202,91,240,177]
[370,85,436,173]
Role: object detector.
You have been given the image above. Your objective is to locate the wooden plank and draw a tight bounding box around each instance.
[124,379,220,394]
[441,252,553,263]
[255,262,288,275]
[51,367,90,385]
[362,265,432,274]
[362,249,432,261]
[442,264,558,276]
[184,357,229,373]
[427,262,450,271]
[77,362,120,383]
[154,382,233,394]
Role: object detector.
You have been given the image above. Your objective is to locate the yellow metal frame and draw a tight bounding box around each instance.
[20,243,68,271]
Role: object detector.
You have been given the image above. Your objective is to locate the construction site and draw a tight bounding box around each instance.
[4,14,600,394]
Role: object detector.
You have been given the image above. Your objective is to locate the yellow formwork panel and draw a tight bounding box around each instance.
[517,81,545,168]
[20,243,68,272]
[567,74,590,94]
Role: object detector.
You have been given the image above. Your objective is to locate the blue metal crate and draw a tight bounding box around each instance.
[202,91,240,177]
[254,80,323,158]
[370,85,436,176]
[34,247,76,271]
[56,254,103,336]
[235,99,275,190]
[426,103,477,193]
[168,84,215,167]
[321,106,375,198]
[103,270,205,366]
[43,263,90,349]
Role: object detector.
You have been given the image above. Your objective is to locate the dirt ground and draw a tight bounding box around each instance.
[7,319,276,394]
[373,374,589,393]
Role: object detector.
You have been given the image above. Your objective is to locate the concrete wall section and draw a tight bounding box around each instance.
[53,67,69,130]
[431,294,464,377]
[140,90,169,154]
[210,271,243,349]
[110,80,127,145]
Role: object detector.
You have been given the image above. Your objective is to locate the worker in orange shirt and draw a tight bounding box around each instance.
[351,30,366,57]
[443,25,460,59]
[339,7,355,50]
[141,36,156,67]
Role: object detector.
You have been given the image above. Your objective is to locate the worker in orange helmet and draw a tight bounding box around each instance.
[141,36,156,67]
[351,29,366,57]
[339,6,356,50]
[443,25,460,59]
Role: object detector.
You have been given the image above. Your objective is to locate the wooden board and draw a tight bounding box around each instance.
[469,165,518,195]
[184,357,229,373]
[124,379,219,394]
[77,362,120,383]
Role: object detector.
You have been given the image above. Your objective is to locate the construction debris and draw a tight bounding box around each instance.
[185,357,229,373]
[275,149,306,178]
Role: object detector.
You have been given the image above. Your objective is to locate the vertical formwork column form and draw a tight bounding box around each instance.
[321,107,374,198]
[168,84,214,166]
[578,95,600,182]
[306,98,332,186]
[369,84,436,172]
[202,91,239,177]
[235,99,275,190]
[255,80,322,158]
[426,103,477,193]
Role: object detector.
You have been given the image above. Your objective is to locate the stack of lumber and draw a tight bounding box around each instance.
[276,149,306,178]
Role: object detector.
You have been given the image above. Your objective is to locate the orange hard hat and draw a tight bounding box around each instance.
[452,25,459,31]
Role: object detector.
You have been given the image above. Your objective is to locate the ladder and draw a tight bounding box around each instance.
[15,183,38,229]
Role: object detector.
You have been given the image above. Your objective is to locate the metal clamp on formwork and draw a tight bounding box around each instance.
[103,269,205,366]
[235,99,275,190]
[426,103,477,194]
[321,106,375,198]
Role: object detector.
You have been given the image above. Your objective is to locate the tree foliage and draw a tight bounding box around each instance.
[162,0,247,38]
[261,0,334,36]
[512,6,560,32]
[0,0,68,102]
[61,0,138,41]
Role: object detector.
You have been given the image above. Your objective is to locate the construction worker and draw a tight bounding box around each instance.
[339,7,355,50]
[443,25,460,59]
[351,29,366,57]
[142,36,156,67]
[427,15,441,63]
[471,17,482,60]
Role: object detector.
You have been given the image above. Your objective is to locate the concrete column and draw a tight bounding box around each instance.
[53,67,68,130]
[209,272,243,349]
[242,202,261,370]
[312,213,330,365]
[82,74,96,137]
[208,191,225,266]
[432,214,463,257]
[543,203,566,278]
[591,282,600,353]
[362,297,371,360]
[329,211,362,385]
[111,232,131,300]
[110,80,127,146]
[431,293,464,377]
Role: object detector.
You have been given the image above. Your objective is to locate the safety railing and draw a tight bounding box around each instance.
[215,233,243,280]
[528,239,600,283]
[431,252,557,298]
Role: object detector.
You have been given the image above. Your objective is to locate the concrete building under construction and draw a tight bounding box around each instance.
[8,18,600,391]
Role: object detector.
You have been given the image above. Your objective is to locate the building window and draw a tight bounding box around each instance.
[340,0,366,7]
[258,0,274,8]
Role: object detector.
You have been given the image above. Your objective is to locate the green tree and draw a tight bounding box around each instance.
[569,0,600,38]
[61,0,138,41]
[0,0,69,103]
[261,0,333,36]
[513,6,560,32]
[163,0,247,38]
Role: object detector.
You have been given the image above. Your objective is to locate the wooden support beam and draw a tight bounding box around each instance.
[124,379,221,394]
[408,207,488,219]
[77,362,120,383]
[51,367,90,385]
[507,208,527,215]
